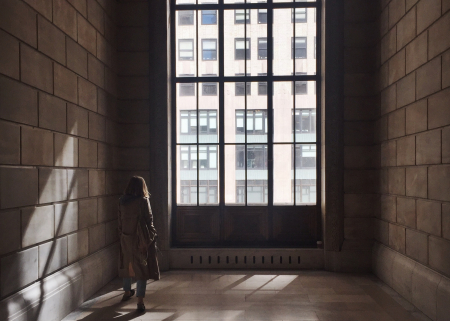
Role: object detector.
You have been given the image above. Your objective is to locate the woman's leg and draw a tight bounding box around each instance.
[123,277,132,294]
[136,279,147,302]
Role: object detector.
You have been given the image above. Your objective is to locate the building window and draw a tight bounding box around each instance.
[235,9,250,24]
[236,180,268,204]
[179,83,195,96]
[292,72,307,95]
[258,82,267,95]
[236,145,268,170]
[181,180,218,204]
[258,38,267,60]
[179,39,194,60]
[235,38,251,60]
[202,39,217,60]
[235,82,251,96]
[202,82,217,95]
[292,37,307,59]
[292,8,307,23]
[294,145,316,168]
[180,110,217,135]
[178,10,194,25]
[294,109,316,134]
[258,9,267,24]
[293,179,316,204]
[180,145,217,170]
[202,10,217,24]
[236,110,267,134]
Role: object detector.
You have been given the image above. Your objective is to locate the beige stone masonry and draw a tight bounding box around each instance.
[78,198,97,229]
[428,11,450,59]
[428,165,450,201]
[55,201,78,236]
[88,112,106,141]
[396,71,415,107]
[416,57,442,100]
[388,167,406,195]
[406,32,427,73]
[38,237,68,277]
[397,7,416,50]
[405,166,428,198]
[0,167,38,209]
[406,228,428,264]
[88,54,105,88]
[53,0,77,40]
[417,130,442,165]
[39,168,68,204]
[443,127,450,163]
[21,127,53,166]
[67,169,89,200]
[397,135,415,166]
[88,223,105,253]
[21,205,54,247]
[87,0,105,35]
[428,87,450,129]
[77,13,97,55]
[389,223,406,253]
[429,236,450,277]
[0,0,37,47]
[381,195,397,222]
[67,103,89,138]
[388,108,405,138]
[39,92,67,133]
[381,140,397,166]
[37,15,66,65]
[443,203,450,240]
[0,29,20,79]
[417,199,442,236]
[88,170,106,196]
[405,99,427,134]
[54,63,78,103]
[24,0,52,20]
[67,38,88,79]
[443,50,450,88]
[397,197,416,228]
[20,44,53,93]
[68,0,87,17]
[0,210,21,255]
[55,133,79,167]
[67,229,88,264]
[417,0,441,34]
[389,0,405,28]
[79,139,98,168]
[0,121,20,165]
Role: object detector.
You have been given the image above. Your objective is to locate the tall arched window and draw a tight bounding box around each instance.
[171,0,321,247]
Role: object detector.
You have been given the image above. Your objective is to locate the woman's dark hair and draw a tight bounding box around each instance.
[124,176,150,198]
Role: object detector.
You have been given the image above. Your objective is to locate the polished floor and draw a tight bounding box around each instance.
[63,270,430,321]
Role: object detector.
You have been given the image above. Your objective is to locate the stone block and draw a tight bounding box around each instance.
[55,201,78,236]
[0,167,38,209]
[54,64,78,104]
[39,168,68,204]
[79,139,98,168]
[117,100,150,124]
[68,0,87,17]
[344,218,373,240]
[381,195,397,222]
[89,112,106,142]
[79,252,102,299]
[119,76,150,100]
[429,12,450,58]
[67,38,88,78]
[117,27,150,52]
[21,126,53,166]
[38,237,68,277]
[406,0,419,10]
[98,143,113,169]
[20,44,53,93]
[380,6,389,36]
[39,92,67,133]
[429,165,450,201]
[429,236,450,277]
[397,7,416,50]
[417,57,442,99]
[389,223,406,253]
[373,243,396,287]
[77,14,97,55]
[416,130,442,165]
[406,166,428,198]
[389,0,405,28]
[417,199,442,236]
[78,78,97,112]
[443,203,450,240]
[53,0,77,40]
[88,54,105,88]
[412,264,441,320]
[443,50,450,89]
[417,0,441,33]
[344,145,379,169]
[0,248,38,297]
[21,205,54,247]
[406,32,427,74]
[0,0,37,47]
[78,198,97,229]
[388,49,405,85]
[375,219,389,245]
[89,223,105,253]
[118,52,149,76]
[397,197,416,228]
[0,29,19,79]
[105,220,118,245]
[396,72,415,108]
[388,167,406,195]
[428,87,450,129]
[0,210,20,255]
[89,170,105,196]
[406,229,428,265]
[67,169,89,199]
[55,133,78,167]
[344,194,379,218]
[380,63,389,91]
[406,99,427,134]
[67,104,89,138]
[68,230,89,264]
[37,15,66,64]
[392,254,415,301]
[24,0,52,20]
[397,135,415,166]
[0,76,38,126]
[344,121,374,145]
[87,0,105,34]
[0,120,20,164]
[106,119,118,145]
[388,108,405,139]
[381,140,396,167]
[437,277,450,321]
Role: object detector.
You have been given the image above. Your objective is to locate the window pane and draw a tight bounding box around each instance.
[274,82,294,143]
[199,14,219,75]
[179,10,194,25]
[273,144,294,205]
[176,11,196,77]
[294,80,316,142]
[178,145,198,205]
[199,84,219,143]
[202,39,217,60]
[258,9,267,24]
[225,82,244,143]
[294,8,316,75]
[201,10,217,25]
[177,83,197,144]
[225,145,243,204]
[247,145,268,205]
[295,144,316,204]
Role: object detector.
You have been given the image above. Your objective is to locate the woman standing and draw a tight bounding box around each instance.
[118,176,160,312]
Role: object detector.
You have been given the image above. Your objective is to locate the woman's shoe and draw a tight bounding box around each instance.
[121,289,135,301]
[137,303,145,313]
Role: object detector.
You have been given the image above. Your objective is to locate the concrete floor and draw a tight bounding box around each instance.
[63,271,431,321]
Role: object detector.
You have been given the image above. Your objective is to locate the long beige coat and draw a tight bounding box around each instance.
[118,195,160,281]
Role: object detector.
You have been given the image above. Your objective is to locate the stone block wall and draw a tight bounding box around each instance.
[0,0,132,319]
[374,0,450,319]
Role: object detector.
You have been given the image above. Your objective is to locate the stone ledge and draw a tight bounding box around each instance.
[372,242,450,321]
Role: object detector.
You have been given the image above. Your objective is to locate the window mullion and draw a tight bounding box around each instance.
[218,3,225,207]
[267,0,273,207]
